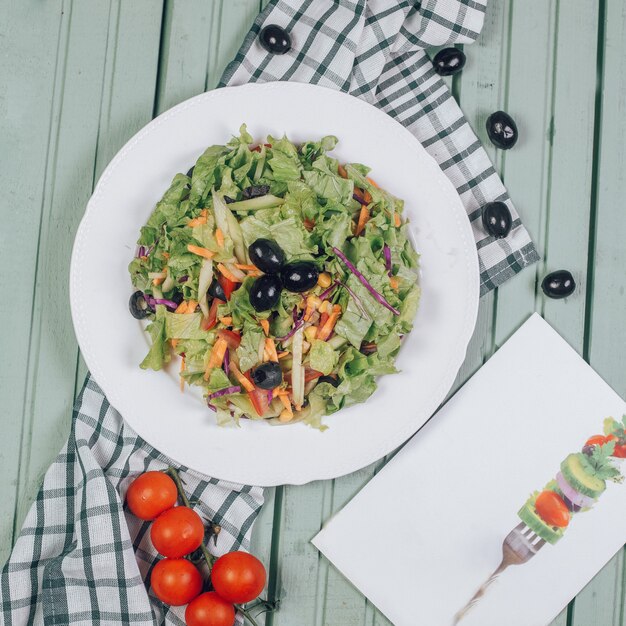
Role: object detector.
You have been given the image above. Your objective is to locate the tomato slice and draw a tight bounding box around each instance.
[585,434,609,447]
[244,372,269,417]
[217,329,241,350]
[218,275,238,300]
[613,444,626,458]
[201,298,223,330]
[535,490,570,528]
[304,368,323,383]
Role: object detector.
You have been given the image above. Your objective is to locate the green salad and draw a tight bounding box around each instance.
[128,125,420,428]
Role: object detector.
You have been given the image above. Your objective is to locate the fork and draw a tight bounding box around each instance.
[453,522,546,624]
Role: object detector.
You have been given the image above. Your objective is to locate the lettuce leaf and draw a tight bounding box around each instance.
[309,340,339,375]
[140,306,170,370]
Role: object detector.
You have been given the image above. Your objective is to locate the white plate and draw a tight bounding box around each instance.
[70,82,479,486]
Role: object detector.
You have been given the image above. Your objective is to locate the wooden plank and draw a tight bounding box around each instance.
[0,0,65,565]
[574,1,626,624]
[12,0,163,535]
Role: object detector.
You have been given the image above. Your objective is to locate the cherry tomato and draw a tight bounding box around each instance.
[217,329,241,350]
[151,506,205,558]
[218,275,239,301]
[151,558,203,606]
[125,471,178,520]
[211,551,266,604]
[535,490,570,528]
[244,373,269,417]
[185,592,235,626]
[202,298,223,330]
[304,368,323,383]
[585,434,610,447]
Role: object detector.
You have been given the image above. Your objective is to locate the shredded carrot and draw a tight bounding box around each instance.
[162,252,170,259]
[248,270,263,277]
[318,309,342,341]
[366,176,379,188]
[230,363,255,392]
[394,213,401,227]
[260,319,270,336]
[219,316,233,326]
[337,164,348,179]
[187,216,206,227]
[204,338,228,377]
[363,189,373,204]
[389,276,399,291]
[175,301,188,314]
[279,394,293,417]
[187,244,215,259]
[303,218,316,231]
[355,205,370,236]
[171,338,179,349]
[185,300,198,313]
[180,358,186,392]
[265,338,278,362]
[273,386,289,396]
[152,277,165,286]
[217,263,243,283]
[140,255,148,262]
[215,228,224,247]
[235,263,258,271]
[277,351,289,359]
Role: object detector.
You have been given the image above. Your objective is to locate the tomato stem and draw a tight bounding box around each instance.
[236,606,261,626]
[166,467,216,569]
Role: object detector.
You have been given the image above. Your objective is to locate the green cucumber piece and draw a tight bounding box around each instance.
[518,501,564,545]
[561,453,606,498]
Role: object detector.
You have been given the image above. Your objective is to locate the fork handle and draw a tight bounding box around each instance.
[453,562,508,624]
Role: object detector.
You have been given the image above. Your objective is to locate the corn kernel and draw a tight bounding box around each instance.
[307,295,322,310]
[279,409,294,423]
[317,272,332,288]
[319,301,329,314]
[305,326,318,343]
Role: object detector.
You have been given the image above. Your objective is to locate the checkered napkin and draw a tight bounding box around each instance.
[222,0,539,293]
[0,377,263,625]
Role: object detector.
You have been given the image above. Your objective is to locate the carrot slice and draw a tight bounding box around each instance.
[215,228,224,247]
[174,302,188,314]
[363,189,373,204]
[230,362,255,392]
[217,263,243,283]
[260,319,270,336]
[219,316,233,326]
[355,205,370,236]
[389,276,399,290]
[277,351,289,359]
[337,164,348,179]
[317,309,342,341]
[152,277,165,286]
[171,338,179,349]
[185,299,198,313]
[187,244,215,259]
[265,338,278,362]
[279,394,293,417]
[394,213,401,227]
[204,338,228,377]
[235,263,258,271]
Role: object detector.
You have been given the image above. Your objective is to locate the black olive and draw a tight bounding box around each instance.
[280,261,319,293]
[486,111,518,149]
[259,24,291,55]
[433,47,466,76]
[318,375,340,388]
[186,166,194,178]
[481,201,512,239]
[541,270,576,299]
[129,291,151,319]
[251,362,283,389]
[171,291,184,305]
[249,274,282,311]
[208,278,226,301]
[242,184,270,200]
[249,239,286,274]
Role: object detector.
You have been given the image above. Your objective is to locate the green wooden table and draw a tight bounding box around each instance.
[2,1,625,624]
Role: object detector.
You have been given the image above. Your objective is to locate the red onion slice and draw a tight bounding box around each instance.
[556,472,596,508]
[207,385,242,411]
[383,244,392,277]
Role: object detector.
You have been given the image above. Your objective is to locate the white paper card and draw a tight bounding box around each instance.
[312,314,626,626]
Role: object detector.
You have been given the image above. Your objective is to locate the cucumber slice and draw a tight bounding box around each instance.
[518,501,564,545]
[561,453,606,498]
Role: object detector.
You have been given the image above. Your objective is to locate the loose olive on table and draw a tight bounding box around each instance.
[541,270,576,299]
[433,47,466,76]
[481,201,512,239]
[259,24,291,55]
[486,111,519,149]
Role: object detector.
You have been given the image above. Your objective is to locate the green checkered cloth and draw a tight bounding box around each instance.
[1,377,263,625]
[2,1,539,624]
[222,0,539,293]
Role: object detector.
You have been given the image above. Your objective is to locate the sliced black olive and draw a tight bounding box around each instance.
[242,184,270,200]
[251,362,283,389]
[259,24,291,55]
[541,270,576,299]
[280,261,319,293]
[129,291,151,319]
[249,274,282,311]
[486,111,518,149]
[481,201,512,239]
[224,196,236,204]
[433,47,466,76]
[186,166,194,178]
[171,291,184,305]
[208,278,226,301]
[318,375,340,388]
[248,239,286,274]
